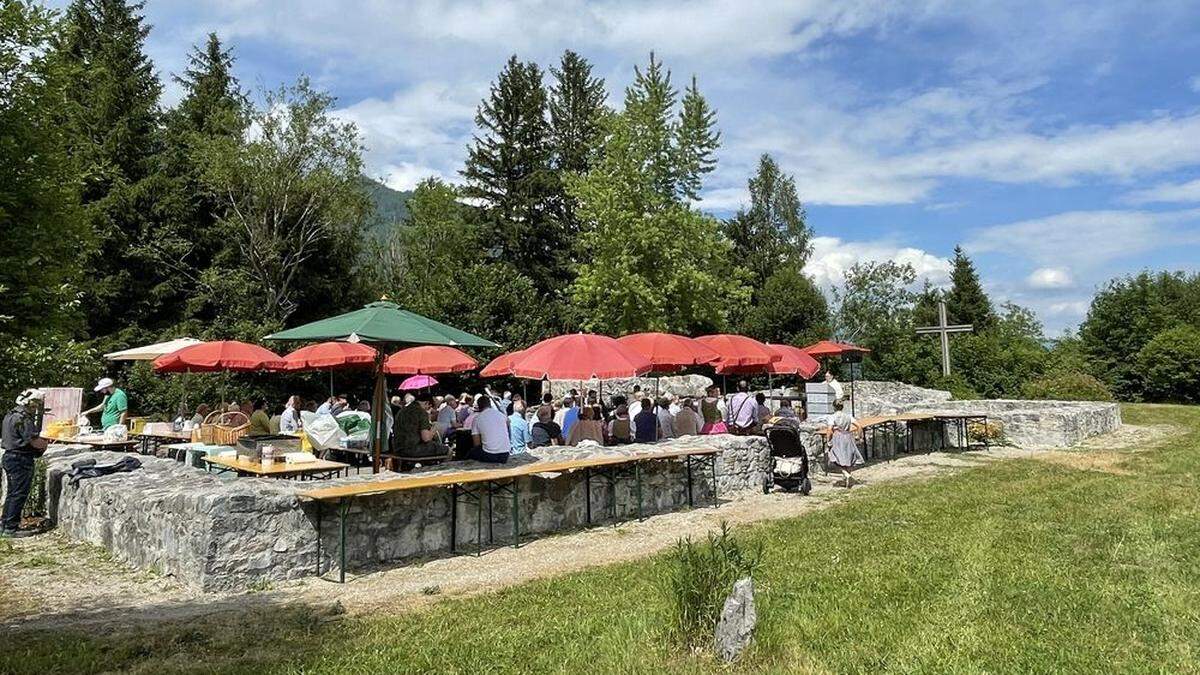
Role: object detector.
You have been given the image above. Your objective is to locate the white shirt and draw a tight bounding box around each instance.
[471,407,510,454]
[628,399,643,433]
[436,405,458,436]
[828,378,844,400]
[657,408,675,439]
[280,407,300,434]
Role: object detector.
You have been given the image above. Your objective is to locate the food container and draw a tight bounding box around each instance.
[261,444,275,466]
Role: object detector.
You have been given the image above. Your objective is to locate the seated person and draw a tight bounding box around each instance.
[775,399,799,419]
[529,405,562,448]
[755,393,771,426]
[673,398,703,437]
[656,397,675,440]
[607,404,632,444]
[392,392,449,459]
[469,395,510,464]
[247,399,272,436]
[566,406,606,446]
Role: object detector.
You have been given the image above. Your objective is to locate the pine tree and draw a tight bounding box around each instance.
[549,50,607,175]
[55,0,163,341]
[461,56,564,294]
[622,52,677,203]
[945,245,995,329]
[675,76,720,201]
[725,154,811,292]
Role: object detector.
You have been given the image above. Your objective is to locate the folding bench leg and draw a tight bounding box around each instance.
[711,455,719,507]
[635,462,644,521]
[450,484,458,553]
[337,499,350,584]
[584,468,593,524]
[686,456,694,508]
[315,501,322,576]
[510,478,519,549]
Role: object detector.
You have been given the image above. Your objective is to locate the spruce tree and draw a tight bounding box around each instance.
[675,76,720,201]
[55,0,163,341]
[622,52,677,203]
[725,154,811,292]
[549,50,607,175]
[945,245,995,329]
[461,56,563,294]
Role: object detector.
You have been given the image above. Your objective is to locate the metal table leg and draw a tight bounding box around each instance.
[584,467,593,524]
[337,499,349,584]
[450,484,459,553]
[686,456,694,507]
[635,462,643,521]
[315,501,322,576]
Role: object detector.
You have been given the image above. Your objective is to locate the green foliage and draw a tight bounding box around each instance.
[0,335,102,403]
[665,522,763,648]
[1135,325,1200,403]
[1080,270,1200,400]
[929,373,979,400]
[548,50,608,176]
[724,154,813,295]
[674,76,720,202]
[1022,372,1114,402]
[951,303,1046,399]
[945,245,994,329]
[742,266,829,346]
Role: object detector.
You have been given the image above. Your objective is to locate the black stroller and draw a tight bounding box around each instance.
[763,426,811,495]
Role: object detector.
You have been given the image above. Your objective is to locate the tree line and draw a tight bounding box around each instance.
[2,0,1194,409]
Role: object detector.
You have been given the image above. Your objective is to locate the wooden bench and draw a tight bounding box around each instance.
[823,412,990,461]
[300,447,721,583]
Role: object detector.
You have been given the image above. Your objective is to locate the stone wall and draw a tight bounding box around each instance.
[907,399,1122,448]
[47,434,771,592]
[848,381,953,417]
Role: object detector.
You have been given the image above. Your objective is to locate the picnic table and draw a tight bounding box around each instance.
[66,437,140,453]
[300,446,722,582]
[203,454,351,480]
[821,412,990,461]
[133,430,194,455]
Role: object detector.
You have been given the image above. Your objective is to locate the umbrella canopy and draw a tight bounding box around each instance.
[479,350,524,378]
[398,374,438,391]
[719,344,820,377]
[616,332,721,371]
[803,340,871,358]
[508,334,653,380]
[105,337,202,361]
[281,341,379,371]
[153,340,286,373]
[385,346,477,375]
[695,334,782,369]
[264,300,500,348]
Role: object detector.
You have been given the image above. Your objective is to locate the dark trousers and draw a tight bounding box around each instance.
[2,451,35,531]
[466,445,509,464]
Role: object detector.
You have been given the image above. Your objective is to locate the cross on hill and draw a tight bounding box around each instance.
[915,301,974,377]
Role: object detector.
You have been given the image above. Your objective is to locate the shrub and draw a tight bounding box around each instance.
[930,373,979,400]
[1136,325,1200,403]
[0,334,102,404]
[1022,371,1115,402]
[665,521,763,648]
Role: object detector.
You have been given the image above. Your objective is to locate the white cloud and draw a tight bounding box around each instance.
[803,236,951,289]
[1191,75,1200,93]
[966,208,1200,269]
[1026,267,1074,289]
[1123,177,1200,204]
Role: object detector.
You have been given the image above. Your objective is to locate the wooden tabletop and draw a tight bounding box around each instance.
[204,454,350,476]
[300,447,720,502]
[134,430,194,440]
[67,438,140,448]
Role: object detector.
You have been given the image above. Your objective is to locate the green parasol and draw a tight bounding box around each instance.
[265,301,499,471]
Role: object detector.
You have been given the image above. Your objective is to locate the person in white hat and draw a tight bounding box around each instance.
[82,377,128,430]
[2,389,51,537]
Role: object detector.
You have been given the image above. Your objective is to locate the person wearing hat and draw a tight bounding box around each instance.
[82,377,128,431]
[2,389,51,538]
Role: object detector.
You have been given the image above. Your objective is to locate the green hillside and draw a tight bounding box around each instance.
[360,176,413,239]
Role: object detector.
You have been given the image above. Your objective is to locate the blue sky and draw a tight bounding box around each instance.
[77,0,1200,334]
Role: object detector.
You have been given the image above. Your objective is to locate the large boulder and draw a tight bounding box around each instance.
[715,576,757,661]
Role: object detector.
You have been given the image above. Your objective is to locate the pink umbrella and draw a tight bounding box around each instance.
[398,374,439,391]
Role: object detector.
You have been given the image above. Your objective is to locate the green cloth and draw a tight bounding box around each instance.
[264,301,499,347]
[392,402,430,455]
[248,410,272,436]
[101,388,128,429]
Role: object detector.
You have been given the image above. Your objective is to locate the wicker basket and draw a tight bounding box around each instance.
[198,411,249,446]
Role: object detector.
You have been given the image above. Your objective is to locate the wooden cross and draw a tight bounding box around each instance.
[915,301,973,377]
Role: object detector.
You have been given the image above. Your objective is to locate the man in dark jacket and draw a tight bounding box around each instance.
[2,389,50,538]
[633,398,659,444]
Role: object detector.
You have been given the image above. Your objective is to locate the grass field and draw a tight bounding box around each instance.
[3,404,1198,673]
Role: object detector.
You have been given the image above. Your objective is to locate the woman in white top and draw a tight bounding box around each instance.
[825,399,864,487]
[280,395,302,434]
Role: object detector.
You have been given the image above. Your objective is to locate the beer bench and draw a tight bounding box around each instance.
[299,447,721,583]
[847,412,991,461]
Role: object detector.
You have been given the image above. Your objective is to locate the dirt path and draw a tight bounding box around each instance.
[0,422,1178,632]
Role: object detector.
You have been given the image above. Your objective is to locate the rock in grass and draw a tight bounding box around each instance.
[715,577,756,661]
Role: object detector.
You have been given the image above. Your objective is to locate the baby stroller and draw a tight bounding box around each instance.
[763,426,811,495]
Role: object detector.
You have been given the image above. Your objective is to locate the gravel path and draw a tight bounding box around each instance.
[0,423,1174,632]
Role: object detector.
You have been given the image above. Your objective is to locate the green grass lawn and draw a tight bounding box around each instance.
[3,404,1199,674]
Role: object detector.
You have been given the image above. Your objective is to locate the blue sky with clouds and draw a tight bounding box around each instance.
[69,0,1200,334]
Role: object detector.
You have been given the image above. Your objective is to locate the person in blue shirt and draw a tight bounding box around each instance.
[560,397,580,442]
[508,400,531,455]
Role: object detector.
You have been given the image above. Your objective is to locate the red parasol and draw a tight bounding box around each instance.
[717,343,820,378]
[479,350,524,378]
[153,340,286,373]
[695,334,782,369]
[802,340,871,358]
[616,332,721,371]
[280,341,379,371]
[384,345,478,375]
[508,334,653,380]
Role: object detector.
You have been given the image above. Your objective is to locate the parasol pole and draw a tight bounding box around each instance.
[371,352,386,473]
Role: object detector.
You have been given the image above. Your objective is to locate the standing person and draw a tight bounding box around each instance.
[508,400,531,455]
[825,371,844,403]
[627,386,644,436]
[529,405,562,448]
[280,396,302,434]
[607,404,633,444]
[701,386,728,434]
[726,380,757,434]
[634,398,658,444]
[673,398,703,437]
[2,390,50,538]
[82,377,128,430]
[826,400,864,487]
[247,399,272,436]
[755,393,771,428]
[566,406,606,446]
[656,397,676,440]
[469,396,510,464]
